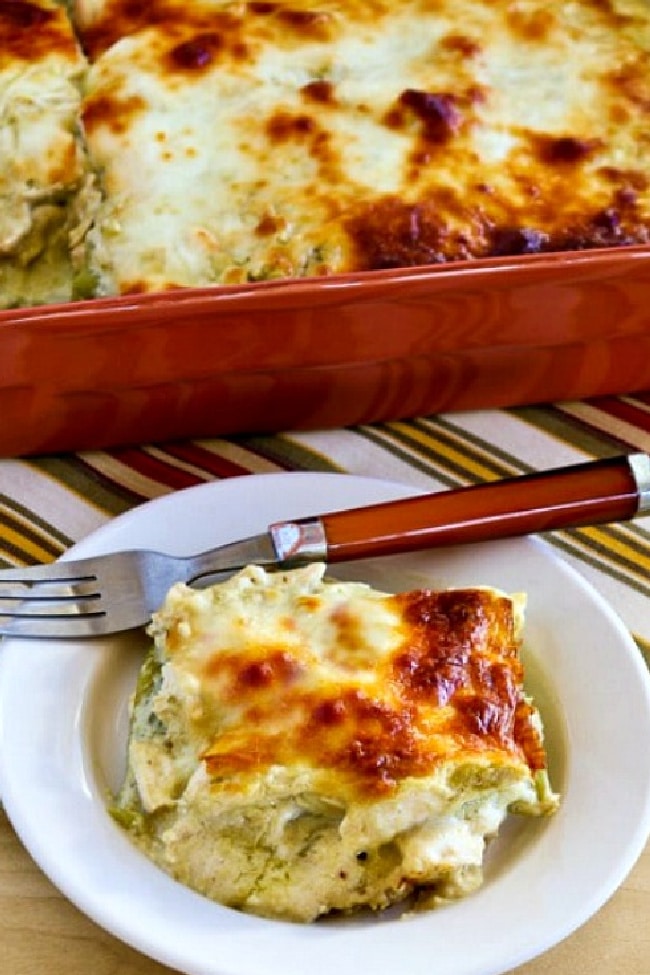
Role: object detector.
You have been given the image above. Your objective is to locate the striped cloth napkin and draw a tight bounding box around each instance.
[0,393,648,660]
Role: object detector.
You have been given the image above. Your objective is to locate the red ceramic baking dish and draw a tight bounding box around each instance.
[2,245,650,458]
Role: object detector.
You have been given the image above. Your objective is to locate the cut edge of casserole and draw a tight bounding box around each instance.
[111,563,559,923]
[0,0,100,309]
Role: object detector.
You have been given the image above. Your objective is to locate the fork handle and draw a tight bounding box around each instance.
[270,453,650,564]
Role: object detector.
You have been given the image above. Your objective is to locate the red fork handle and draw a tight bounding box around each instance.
[270,454,649,565]
[323,453,647,562]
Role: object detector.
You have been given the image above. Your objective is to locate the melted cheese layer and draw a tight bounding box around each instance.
[113,563,558,922]
[76,0,650,294]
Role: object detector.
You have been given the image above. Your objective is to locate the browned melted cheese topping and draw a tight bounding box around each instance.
[0,0,80,63]
[195,588,543,796]
[77,0,338,60]
[67,0,650,292]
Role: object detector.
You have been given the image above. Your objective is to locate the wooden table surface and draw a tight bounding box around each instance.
[1,806,648,975]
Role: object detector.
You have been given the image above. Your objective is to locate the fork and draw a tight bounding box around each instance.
[1,452,648,639]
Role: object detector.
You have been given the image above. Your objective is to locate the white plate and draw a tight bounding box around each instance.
[1,472,650,975]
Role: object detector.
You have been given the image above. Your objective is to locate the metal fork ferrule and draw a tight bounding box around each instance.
[629,453,650,515]
[269,517,328,564]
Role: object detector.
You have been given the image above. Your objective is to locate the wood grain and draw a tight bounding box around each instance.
[1,807,648,975]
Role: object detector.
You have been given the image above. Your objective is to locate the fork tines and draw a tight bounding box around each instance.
[0,571,104,634]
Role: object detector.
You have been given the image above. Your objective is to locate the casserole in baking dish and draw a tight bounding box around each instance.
[2,0,650,454]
